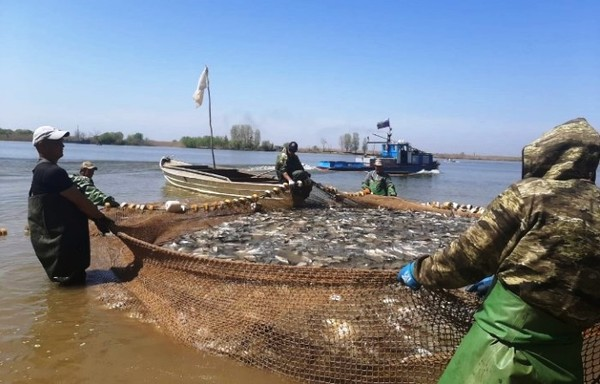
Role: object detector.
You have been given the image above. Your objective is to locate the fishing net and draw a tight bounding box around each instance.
[91,188,600,384]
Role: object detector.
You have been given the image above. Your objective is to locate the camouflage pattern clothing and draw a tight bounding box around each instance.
[70,175,119,207]
[275,148,304,183]
[361,170,397,196]
[414,118,600,329]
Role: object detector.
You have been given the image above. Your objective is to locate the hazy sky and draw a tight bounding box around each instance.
[1,0,598,156]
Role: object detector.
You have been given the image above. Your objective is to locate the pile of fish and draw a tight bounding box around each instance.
[163,207,476,269]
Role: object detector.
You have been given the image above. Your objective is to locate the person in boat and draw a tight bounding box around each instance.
[397,118,600,383]
[28,126,114,286]
[276,141,312,203]
[276,141,310,185]
[70,161,120,207]
[361,158,397,196]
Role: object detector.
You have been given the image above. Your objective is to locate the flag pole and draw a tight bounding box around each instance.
[206,69,216,169]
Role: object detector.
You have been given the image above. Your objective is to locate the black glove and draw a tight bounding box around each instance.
[94,216,114,235]
[107,198,120,208]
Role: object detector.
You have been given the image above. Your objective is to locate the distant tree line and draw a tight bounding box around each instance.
[180,124,276,151]
[1,125,366,154]
[0,127,149,146]
[0,128,32,141]
[180,135,230,148]
[92,131,149,145]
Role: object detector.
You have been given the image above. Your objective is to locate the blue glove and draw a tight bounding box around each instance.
[397,262,421,290]
[466,276,494,298]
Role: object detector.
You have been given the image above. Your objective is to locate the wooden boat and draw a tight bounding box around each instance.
[159,156,284,198]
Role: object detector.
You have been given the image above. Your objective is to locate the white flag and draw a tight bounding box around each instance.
[192,66,209,107]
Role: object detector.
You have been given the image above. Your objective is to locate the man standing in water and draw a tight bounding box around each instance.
[397,118,600,383]
[361,158,397,196]
[28,126,113,286]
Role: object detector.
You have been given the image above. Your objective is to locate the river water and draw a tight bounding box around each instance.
[0,141,521,383]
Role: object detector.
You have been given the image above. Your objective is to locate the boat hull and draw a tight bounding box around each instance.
[317,160,439,174]
[160,157,283,198]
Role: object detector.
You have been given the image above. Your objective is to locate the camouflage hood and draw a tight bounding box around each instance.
[522,118,600,181]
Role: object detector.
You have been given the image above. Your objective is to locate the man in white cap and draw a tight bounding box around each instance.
[28,126,114,286]
[70,161,119,207]
[361,158,397,196]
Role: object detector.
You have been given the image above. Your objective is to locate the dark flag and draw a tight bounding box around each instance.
[376,119,390,129]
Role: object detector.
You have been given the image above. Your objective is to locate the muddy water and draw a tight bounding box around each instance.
[0,141,520,383]
[1,272,296,384]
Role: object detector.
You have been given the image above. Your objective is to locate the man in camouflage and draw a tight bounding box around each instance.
[275,141,312,205]
[275,141,305,185]
[70,161,119,207]
[398,118,600,383]
[361,158,397,196]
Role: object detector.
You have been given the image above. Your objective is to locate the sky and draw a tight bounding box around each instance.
[1,1,599,156]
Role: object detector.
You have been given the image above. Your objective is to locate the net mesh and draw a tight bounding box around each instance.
[91,189,600,384]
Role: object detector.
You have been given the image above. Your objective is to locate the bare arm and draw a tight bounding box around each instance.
[60,185,105,220]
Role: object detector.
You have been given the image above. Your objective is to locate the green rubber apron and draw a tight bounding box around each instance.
[438,280,583,384]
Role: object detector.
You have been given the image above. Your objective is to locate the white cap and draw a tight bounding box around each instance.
[32,126,70,146]
[374,158,383,166]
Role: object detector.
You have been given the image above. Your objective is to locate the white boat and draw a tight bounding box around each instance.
[159,156,284,198]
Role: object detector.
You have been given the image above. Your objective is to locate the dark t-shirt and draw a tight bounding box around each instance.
[28,158,90,280]
[30,160,73,196]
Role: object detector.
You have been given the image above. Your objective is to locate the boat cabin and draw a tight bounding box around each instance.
[378,141,436,168]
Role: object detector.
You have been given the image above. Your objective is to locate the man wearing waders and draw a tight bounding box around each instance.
[398,118,600,383]
[28,126,114,286]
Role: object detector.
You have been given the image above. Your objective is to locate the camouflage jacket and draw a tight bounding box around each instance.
[361,171,397,196]
[414,118,600,328]
[70,175,119,207]
[275,149,304,182]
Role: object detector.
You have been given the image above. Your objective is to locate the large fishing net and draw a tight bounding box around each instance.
[91,186,600,383]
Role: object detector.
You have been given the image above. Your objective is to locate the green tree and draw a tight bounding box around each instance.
[259,140,275,151]
[230,124,259,150]
[96,131,124,145]
[125,132,147,146]
[180,135,229,148]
